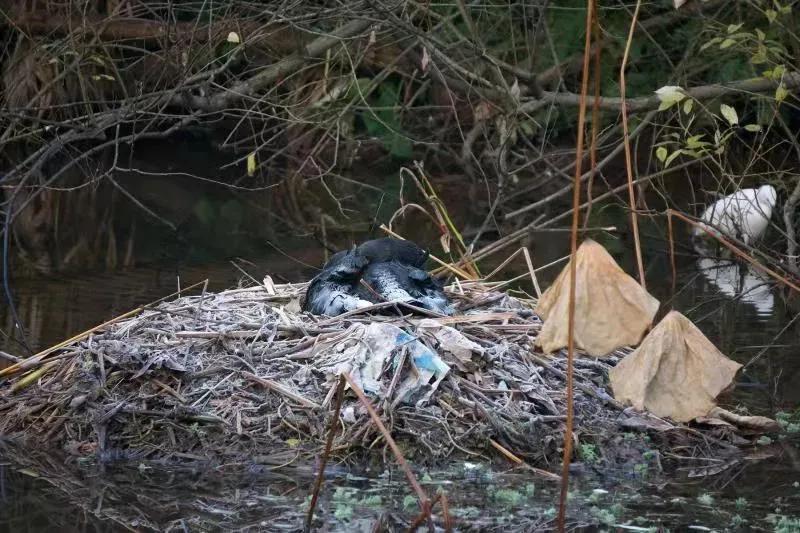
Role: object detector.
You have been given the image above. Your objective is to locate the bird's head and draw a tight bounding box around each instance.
[758,184,778,207]
[320,250,368,282]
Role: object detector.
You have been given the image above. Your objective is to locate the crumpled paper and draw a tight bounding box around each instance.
[609,311,742,422]
[535,239,660,357]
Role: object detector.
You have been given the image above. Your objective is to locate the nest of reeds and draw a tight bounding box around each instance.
[0,280,742,472]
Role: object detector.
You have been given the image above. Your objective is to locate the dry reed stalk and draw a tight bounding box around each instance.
[409,163,479,279]
[489,438,560,481]
[557,0,596,528]
[243,372,321,409]
[405,493,441,533]
[342,373,430,510]
[522,248,543,298]
[583,0,602,230]
[440,492,453,532]
[305,374,346,531]
[620,0,647,290]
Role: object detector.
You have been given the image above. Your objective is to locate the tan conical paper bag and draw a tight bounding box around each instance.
[535,239,660,357]
[609,311,742,422]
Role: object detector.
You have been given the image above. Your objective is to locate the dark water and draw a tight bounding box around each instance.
[1,206,800,530]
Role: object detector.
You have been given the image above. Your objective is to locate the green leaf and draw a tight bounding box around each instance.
[683,99,694,114]
[686,134,710,149]
[388,132,413,160]
[700,37,722,51]
[751,50,768,64]
[655,85,685,111]
[756,28,766,41]
[719,38,737,49]
[744,124,763,132]
[775,0,791,13]
[193,199,215,225]
[664,149,683,167]
[776,84,789,103]
[727,23,744,34]
[750,50,769,65]
[720,104,739,126]
[766,9,777,23]
[246,152,257,176]
[656,146,668,163]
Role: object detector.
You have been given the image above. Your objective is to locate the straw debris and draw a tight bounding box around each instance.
[0,281,748,470]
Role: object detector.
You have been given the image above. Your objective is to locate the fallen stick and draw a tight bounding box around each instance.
[305,375,346,531]
[244,373,321,409]
[489,438,561,481]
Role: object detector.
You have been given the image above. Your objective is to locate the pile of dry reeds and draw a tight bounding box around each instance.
[0,279,742,473]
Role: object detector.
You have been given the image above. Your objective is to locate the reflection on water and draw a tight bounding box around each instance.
[697,258,775,316]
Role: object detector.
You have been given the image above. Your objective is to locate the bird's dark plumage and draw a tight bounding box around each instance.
[355,238,429,269]
[303,238,453,316]
[359,261,453,315]
[302,250,372,316]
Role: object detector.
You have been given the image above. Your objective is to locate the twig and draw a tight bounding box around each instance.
[305,375,346,531]
[558,0,595,527]
[522,248,542,299]
[379,224,474,280]
[244,372,321,409]
[523,71,800,112]
[489,438,560,481]
[342,373,430,510]
[620,0,646,290]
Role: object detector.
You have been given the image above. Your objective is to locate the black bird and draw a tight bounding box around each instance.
[301,250,372,316]
[355,238,453,316]
[359,260,454,315]
[302,238,454,316]
[355,237,429,268]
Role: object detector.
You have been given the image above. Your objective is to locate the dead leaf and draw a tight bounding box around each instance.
[535,239,660,357]
[708,407,781,433]
[609,311,742,423]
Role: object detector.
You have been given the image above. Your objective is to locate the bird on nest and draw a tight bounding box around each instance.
[302,237,454,316]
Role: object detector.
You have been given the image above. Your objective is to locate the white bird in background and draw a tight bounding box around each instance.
[692,184,778,247]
